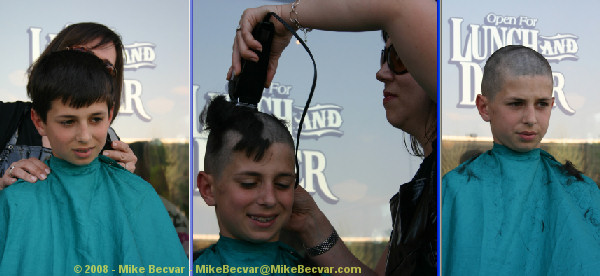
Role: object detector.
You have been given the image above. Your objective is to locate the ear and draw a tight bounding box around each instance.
[30,109,47,136]
[197,171,216,206]
[476,94,491,122]
[108,107,114,122]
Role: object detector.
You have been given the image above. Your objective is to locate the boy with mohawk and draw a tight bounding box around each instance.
[194,95,328,275]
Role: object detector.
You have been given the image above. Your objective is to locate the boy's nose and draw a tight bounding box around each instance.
[522,105,537,126]
[76,123,92,143]
[257,184,277,207]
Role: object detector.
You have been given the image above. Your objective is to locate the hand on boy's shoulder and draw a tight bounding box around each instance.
[102,140,137,173]
[98,155,153,191]
[100,154,132,172]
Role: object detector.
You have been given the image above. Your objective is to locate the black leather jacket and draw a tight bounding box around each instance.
[385,140,437,276]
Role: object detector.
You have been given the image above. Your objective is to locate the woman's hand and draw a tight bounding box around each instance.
[285,185,335,247]
[228,5,293,88]
[102,141,137,173]
[0,157,50,190]
[286,185,319,232]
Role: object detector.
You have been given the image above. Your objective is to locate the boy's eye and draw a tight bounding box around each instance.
[240,182,257,189]
[536,101,550,107]
[275,183,292,190]
[60,120,74,126]
[507,101,523,107]
[90,117,104,123]
[275,177,295,190]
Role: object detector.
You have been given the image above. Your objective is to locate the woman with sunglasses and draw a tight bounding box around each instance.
[375,30,436,275]
[0,22,137,190]
[230,0,436,275]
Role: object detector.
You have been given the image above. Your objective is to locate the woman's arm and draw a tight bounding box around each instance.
[231,0,437,101]
[286,187,379,276]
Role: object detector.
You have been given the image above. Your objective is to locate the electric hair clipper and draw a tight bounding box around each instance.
[228,14,274,108]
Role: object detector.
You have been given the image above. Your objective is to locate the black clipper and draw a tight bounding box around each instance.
[228,14,274,108]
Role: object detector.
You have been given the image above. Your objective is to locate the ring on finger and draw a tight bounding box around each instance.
[8,166,15,177]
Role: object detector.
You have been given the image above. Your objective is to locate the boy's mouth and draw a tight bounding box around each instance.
[248,215,276,223]
[518,131,536,141]
[73,147,94,158]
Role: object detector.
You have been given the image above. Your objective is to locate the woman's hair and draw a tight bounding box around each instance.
[405,103,436,157]
[381,30,437,157]
[200,95,295,179]
[27,50,115,123]
[30,22,124,121]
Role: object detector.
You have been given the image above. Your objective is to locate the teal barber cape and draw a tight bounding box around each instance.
[193,235,328,275]
[442,143,600,275]
[0,155,188,275]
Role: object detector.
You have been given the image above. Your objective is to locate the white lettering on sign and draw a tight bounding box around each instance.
[121,80,152,121]
[27,26,156,121]
[197,83,344,204]
[448,14,579,114]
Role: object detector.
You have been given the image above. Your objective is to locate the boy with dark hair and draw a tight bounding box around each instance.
[194,96,327,275]
[442,45,600,275]
[0,50,187,275]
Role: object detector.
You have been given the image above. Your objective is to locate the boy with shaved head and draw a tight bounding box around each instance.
[443,45,600,275]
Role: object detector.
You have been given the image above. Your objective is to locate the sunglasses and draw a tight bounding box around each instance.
[381,44,408,75]
[66,46,117,77]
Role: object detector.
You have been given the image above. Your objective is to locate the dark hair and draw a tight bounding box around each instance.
[381,30,436,157]
[382,30,389,42]
[30,22,124,121]
[27,50,115,122]
[482,45,553,100]
[200,95,295,179]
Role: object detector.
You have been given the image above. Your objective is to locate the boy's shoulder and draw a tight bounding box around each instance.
[192,239,304,265]
[96,155,161,203]
[98,154,131,173]
[443,149,491,185]
[98,155,153,187]
[0,156,155,204]
[192,243,215,265]
[540,149,599,188]
[443,147,597,188]
[0,178,49,219]
[193,240,322,275]
[1,176,49,200]
[276,241,304,261]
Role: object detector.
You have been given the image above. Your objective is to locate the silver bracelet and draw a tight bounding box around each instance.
[289,0,312,41]
[305,229,339,256]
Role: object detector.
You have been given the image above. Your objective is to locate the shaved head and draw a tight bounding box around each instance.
[482,45,553,101]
